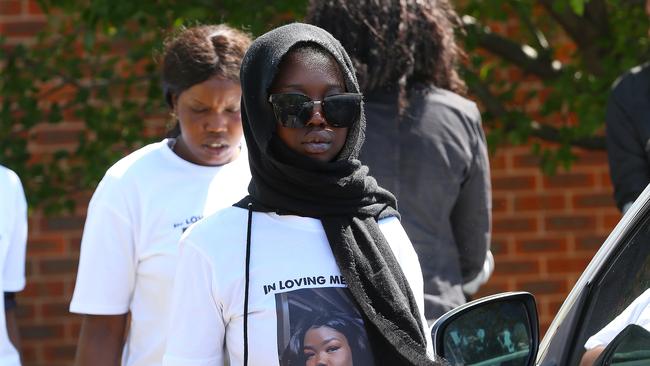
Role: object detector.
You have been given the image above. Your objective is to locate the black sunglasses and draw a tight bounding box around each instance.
[268,92,362,128]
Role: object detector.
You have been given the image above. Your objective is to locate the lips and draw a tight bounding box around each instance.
[201,137,232,156]
[302,131,333,154]
[204,141,228,149]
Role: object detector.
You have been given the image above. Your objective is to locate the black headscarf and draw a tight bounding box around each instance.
[236,23,438,365]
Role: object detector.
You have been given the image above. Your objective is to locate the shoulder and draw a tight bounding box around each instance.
[377,216,412,253]
[610,63,650,103]
[0,165,22,190]
[0,166,25,202]
[104,140,168,180]
[420,87,481,124]
[410,88,484,150]
[409,87,483,142]
[94,140,168,193]
[86,141,168,207]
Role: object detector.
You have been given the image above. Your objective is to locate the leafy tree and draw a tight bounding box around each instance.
[458,0,650,172]
[0,0,307,212]
[1,0,648,211]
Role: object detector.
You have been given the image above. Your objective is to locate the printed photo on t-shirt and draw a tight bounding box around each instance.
[276,287,375,366]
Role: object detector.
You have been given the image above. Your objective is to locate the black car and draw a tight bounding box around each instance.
[431,185,650,365]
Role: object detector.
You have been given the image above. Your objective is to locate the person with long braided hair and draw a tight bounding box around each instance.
[307,0,493,321]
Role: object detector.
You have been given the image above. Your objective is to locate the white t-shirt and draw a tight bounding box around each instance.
[163,207,433,366]
[585,289,650,349]
[0,165,27,366]
[70,139,251,366]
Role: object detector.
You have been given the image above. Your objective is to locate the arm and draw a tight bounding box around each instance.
[579,346,605,366]
[5,306,20,352]
[378,217,434,358]
[605,90,650,211]
[74,314,128,366]
[4,172,28,358]
[70,178,136,362]
[450,113,492,292]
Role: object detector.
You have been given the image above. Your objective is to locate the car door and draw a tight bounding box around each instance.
[537,186,650,366]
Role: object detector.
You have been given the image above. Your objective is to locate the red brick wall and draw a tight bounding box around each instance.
[479,145,618,331]
[0,0,45,41]
[1,2,618,365]
[2,2,83,365]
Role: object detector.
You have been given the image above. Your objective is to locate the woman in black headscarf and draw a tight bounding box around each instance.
[163,23,440,366]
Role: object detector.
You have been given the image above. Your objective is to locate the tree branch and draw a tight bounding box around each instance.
[536,0,610,75]
[461,16,561,79]
[508,0,551,53]
[531,123,605,150]
[465,68,605,150]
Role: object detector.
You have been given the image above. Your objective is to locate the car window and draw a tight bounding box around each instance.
[565,213,650,365]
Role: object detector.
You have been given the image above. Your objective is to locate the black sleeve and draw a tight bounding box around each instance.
[450,112,491,284]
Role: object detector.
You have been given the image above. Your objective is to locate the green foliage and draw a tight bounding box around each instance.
[460,0,649,174]
[0,0,306,212]
[1,0,649,211]
[568,0,589,15]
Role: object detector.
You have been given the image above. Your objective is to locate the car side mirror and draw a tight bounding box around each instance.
[431,292,539,366]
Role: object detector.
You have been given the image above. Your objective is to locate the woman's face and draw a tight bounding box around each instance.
[270,49,349,163]
[172,76,243,166]
[303,326,354,366]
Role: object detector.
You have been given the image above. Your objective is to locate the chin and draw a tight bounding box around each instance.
[308,154,334,163]
[206,148,239,166]
[206,156,235,166]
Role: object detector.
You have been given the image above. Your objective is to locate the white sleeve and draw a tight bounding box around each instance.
[69,179,136,314]
[585,289,650,349]
[379,217,434,358]
[163,241,225,366]
[4,175,27,292]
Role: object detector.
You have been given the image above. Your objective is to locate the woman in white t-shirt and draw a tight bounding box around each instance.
[70,25,252,366]
[0,165,28,366]
[163,23,442,366]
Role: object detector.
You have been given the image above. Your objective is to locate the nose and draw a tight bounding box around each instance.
[306,101,328,128]
[204,112,228,132]
[314,352,329,366]
[315,356,327,366]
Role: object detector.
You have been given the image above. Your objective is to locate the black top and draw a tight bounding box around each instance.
[362,85,491,319]
[606,62,650,211]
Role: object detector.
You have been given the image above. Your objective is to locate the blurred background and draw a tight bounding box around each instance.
[1,0,649,364]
